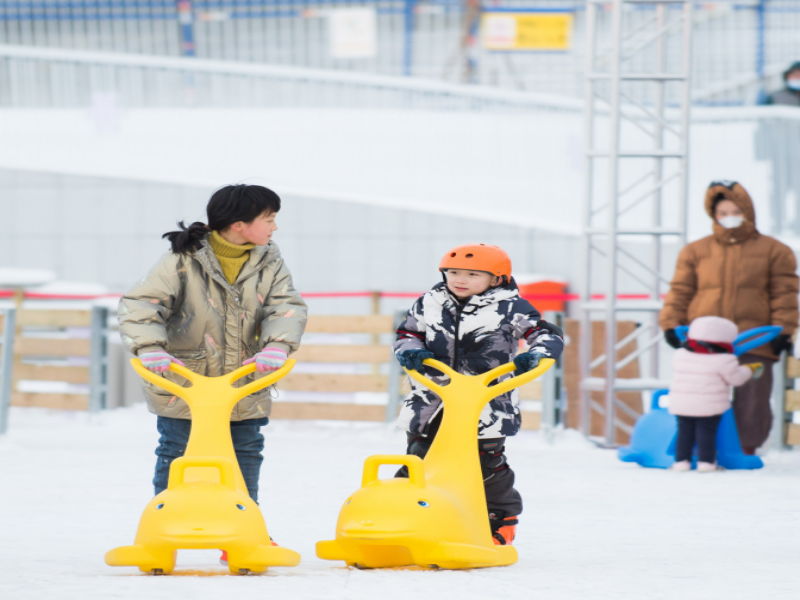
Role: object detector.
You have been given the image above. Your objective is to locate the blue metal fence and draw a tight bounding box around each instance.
[1,1,799,104]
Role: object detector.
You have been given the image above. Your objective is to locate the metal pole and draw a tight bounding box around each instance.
[769,355,788,451]
[756,0,766,100]
[542,311,565,443]
[88,306,109,413]
[0,308,17,435]
[603,0,624,447]
[678,0,693,248]
[580,0,599,438]
[403,0,415,76]
[650,3,666,386]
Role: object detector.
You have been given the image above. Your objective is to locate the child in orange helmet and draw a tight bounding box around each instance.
[393,244,564,546]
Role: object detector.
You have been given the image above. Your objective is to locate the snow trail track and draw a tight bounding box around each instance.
[1,404,799,600]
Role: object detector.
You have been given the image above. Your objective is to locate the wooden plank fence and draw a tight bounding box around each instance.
[783,356,800,446]
[3,308,547,431]
[268,315,544,430]
[10,308,107,412]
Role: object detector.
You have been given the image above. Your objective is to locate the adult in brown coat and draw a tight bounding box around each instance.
[660,180,799,453]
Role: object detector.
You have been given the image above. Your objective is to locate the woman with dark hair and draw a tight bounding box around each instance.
[660,181,798,455]
[118,184,307,555]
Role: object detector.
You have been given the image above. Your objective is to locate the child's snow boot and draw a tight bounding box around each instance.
[489,511,518,546]
[697,461,723,472]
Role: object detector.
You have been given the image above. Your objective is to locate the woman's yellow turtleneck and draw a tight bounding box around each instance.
[208,230,255,285]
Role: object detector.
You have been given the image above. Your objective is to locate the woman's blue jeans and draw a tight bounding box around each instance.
[153,416,269,502]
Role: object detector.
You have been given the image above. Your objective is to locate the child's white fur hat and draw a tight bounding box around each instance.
[687,316,739,344]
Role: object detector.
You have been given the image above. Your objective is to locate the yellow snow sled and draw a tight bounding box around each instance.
[105,359,301,575]
[316,357,555,570]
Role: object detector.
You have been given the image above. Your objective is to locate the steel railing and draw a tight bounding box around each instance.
[0,44,583,112]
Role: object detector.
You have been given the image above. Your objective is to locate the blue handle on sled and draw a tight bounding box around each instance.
[673,325,782,356]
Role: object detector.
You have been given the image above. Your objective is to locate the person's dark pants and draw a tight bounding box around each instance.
[396,414,523,527]
[733,352,776,453]
[674,414,723,464]
[153,416,269,501]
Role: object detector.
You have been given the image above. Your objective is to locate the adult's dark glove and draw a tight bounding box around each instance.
[770,334,793,356]
[514,352,547,375]
[397,348,434,372]
[664,329,682,349]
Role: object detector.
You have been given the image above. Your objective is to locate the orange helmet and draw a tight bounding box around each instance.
[439,244,512,281]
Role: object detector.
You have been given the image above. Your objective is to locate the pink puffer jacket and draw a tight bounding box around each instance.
[668,316,753,417]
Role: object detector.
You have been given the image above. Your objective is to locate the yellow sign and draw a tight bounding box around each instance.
[481,12,573,51]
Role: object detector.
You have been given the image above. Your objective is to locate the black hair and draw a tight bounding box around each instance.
[783,61,800,82]
[163,184,281,253]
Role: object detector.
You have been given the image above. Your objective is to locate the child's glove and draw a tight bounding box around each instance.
[664,328,682,349]
[745,362,765,380]
[243,347,288,373]
[770,334,793,356]
[397,348,434,372]
[513,351,547,375]
[139,351,185,373]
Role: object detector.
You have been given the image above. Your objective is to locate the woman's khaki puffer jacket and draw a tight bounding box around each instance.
[119,237,307,420]
[660,181,799,360]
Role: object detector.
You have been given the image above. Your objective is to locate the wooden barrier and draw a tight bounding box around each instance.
[10,308,107,412]
[270,315,543,429]
[784,356,800,446]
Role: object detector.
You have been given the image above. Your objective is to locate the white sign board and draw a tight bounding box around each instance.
[329,7,377,60]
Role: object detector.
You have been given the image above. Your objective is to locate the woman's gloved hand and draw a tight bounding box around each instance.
[745,362,765,380]
[513,352,547,375]
[397,348,434,371]
[770,334,793,356]
[243,347,288,373]
[664,329,682,349]
[139,351,185,373]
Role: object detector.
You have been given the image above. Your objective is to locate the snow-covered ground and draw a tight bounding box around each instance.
[1,405,799,600]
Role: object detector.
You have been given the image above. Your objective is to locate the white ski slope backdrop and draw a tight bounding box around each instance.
[1,405,799,600]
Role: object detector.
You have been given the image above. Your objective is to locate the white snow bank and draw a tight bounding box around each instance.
[0,267,55,287]
[0,107,790,244]
[1,405,799,599]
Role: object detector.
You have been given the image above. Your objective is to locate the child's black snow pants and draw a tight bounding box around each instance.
[395,412,523,527]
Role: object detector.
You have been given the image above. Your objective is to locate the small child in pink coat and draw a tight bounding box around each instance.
[669,316,763,472]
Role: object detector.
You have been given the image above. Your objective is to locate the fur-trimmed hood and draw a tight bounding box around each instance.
[705,180,758,245]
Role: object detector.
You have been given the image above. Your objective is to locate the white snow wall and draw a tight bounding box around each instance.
[0,107,787,304]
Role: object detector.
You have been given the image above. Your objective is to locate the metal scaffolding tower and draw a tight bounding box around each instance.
[580,0,694,446]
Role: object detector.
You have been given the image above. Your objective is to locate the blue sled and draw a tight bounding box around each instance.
[618,394,763,470]
[617,325,780,470]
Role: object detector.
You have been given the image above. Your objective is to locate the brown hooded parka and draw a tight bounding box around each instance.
[659,181,799,359]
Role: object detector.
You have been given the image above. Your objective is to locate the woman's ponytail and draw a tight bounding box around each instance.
[162,221,209,254]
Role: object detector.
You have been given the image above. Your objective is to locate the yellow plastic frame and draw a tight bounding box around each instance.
[316,357,555,570]
[105,359,301,575]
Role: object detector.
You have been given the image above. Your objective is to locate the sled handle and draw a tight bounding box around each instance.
[733,325,783,356]
[362,455,425,489]
[167,456,237,490]
[674,324,782,356]
[651,389,670,410]
[405,358,555,397]
[403,359,455,395]
[228,359,296,401]
[131,358,195,399]
[481,358,556,397]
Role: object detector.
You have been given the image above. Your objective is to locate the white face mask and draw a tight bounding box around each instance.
[718,215,744,229]
[788,80,800,91]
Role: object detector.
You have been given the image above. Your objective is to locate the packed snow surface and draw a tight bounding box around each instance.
[1,404,799,600]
